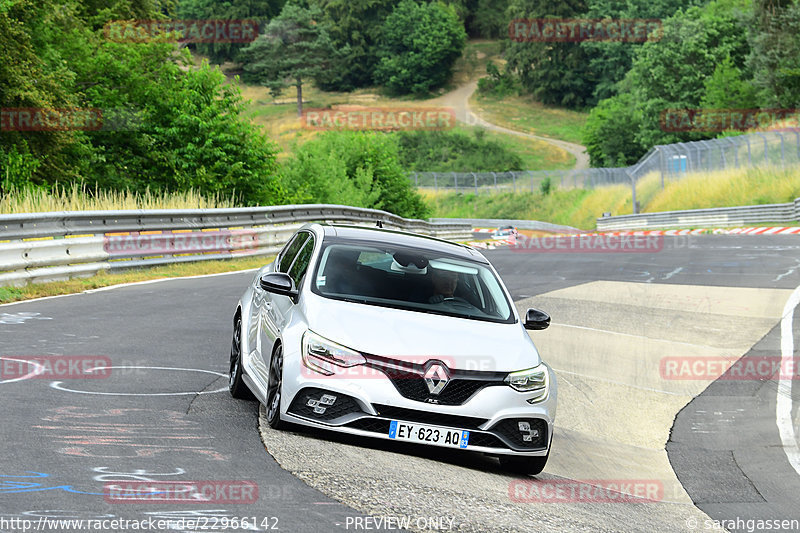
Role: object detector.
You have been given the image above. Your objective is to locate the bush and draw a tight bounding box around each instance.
[280,131,430,219]
[477,63,520,98]
[395,129,524,172]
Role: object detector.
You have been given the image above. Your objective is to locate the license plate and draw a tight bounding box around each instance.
[388,420,469,449]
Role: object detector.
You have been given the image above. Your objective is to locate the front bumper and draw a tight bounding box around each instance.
[281,363,556,457]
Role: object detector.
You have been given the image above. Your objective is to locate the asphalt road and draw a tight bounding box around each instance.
[1,235,798,532]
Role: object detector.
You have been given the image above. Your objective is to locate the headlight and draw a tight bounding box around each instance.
[505,363,549,401]
[301,331,367,376]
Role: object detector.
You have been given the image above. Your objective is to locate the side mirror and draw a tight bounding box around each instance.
[260,272,299,301]
[524,308,550,330]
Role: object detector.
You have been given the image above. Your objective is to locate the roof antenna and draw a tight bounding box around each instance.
[376,220,383,228]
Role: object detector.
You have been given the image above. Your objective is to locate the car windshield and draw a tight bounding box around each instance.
[311,241,514,324]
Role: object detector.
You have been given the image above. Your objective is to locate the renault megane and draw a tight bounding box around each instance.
[229,223,556,474]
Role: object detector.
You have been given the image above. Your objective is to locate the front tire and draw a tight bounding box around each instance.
[499,451,549,476]
[229,314,255,400]
[266,344,288,430]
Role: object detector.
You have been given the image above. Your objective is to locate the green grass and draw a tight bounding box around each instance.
[0,255,273,304]
[470,92,589,145]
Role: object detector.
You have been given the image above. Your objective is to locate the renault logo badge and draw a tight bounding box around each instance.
[423,363,450,395]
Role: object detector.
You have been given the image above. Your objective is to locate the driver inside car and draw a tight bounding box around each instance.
[429,268,459,303]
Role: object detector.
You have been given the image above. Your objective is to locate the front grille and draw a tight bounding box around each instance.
[288,387,363,422]
[491,418,548,449]
[467,432,506,448]
[372,404,487,430]
[344,418,392,433]
[365,356,506,406]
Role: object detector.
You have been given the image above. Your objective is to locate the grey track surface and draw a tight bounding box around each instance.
[667,313,800,532]
[0,275,399,532]
[2,235,799,532]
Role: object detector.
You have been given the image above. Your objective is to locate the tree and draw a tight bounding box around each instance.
[581,93,645,166]
[373,0,466,96]
[700,55,759,110]
[177,0,285,64]
[580,0,754,164]
[747,0,800,107]
[310,0,399,91]
[238,3,334,117]
[504,0,594,109]
[580,0,705,103]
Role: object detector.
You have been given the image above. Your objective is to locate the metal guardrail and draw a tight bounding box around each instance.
[429,218,579,233]
[596,198,800,231]
[0,205,473,286]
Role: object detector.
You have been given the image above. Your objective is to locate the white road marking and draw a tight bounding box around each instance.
[555,323,722,350]
[778,285,800,476]
[552,368,687,396]
[0,268,260,309]
[0,312,52,324]
[0,356,46,384]
[49,366,228,396]
[663,267,683,280]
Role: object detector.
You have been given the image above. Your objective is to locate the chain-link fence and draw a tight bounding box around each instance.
[408,130,800,196]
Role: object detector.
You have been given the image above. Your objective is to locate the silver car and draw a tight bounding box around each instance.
[229,223,557,474]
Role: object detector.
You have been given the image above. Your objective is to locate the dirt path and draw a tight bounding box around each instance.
[427,80,590,170]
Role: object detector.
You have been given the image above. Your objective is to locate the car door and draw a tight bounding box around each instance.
[271,232,315,333]
[257,232,310,367]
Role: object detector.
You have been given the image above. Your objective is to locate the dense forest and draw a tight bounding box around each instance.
[1,0,798,214]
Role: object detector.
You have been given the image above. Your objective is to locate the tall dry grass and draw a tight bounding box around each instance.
[0,183,238,214]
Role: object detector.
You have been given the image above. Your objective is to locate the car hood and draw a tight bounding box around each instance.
[303,296,542,373]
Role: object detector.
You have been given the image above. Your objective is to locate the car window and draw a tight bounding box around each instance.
[278,232,310,273]
[288,235,315,286]
[312,242,514,324]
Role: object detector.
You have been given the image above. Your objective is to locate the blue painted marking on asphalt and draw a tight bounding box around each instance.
[0,472,167,496]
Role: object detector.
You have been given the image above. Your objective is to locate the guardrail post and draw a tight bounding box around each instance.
[513,171,517,192]
[756,132,769,165]
[434,172,438,192]
[472,172,477,195]
[492,172,497,191]
[453,172,457,193]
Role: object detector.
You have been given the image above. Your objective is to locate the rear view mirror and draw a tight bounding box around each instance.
[260,272,299,301]
[524,308,550,330]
